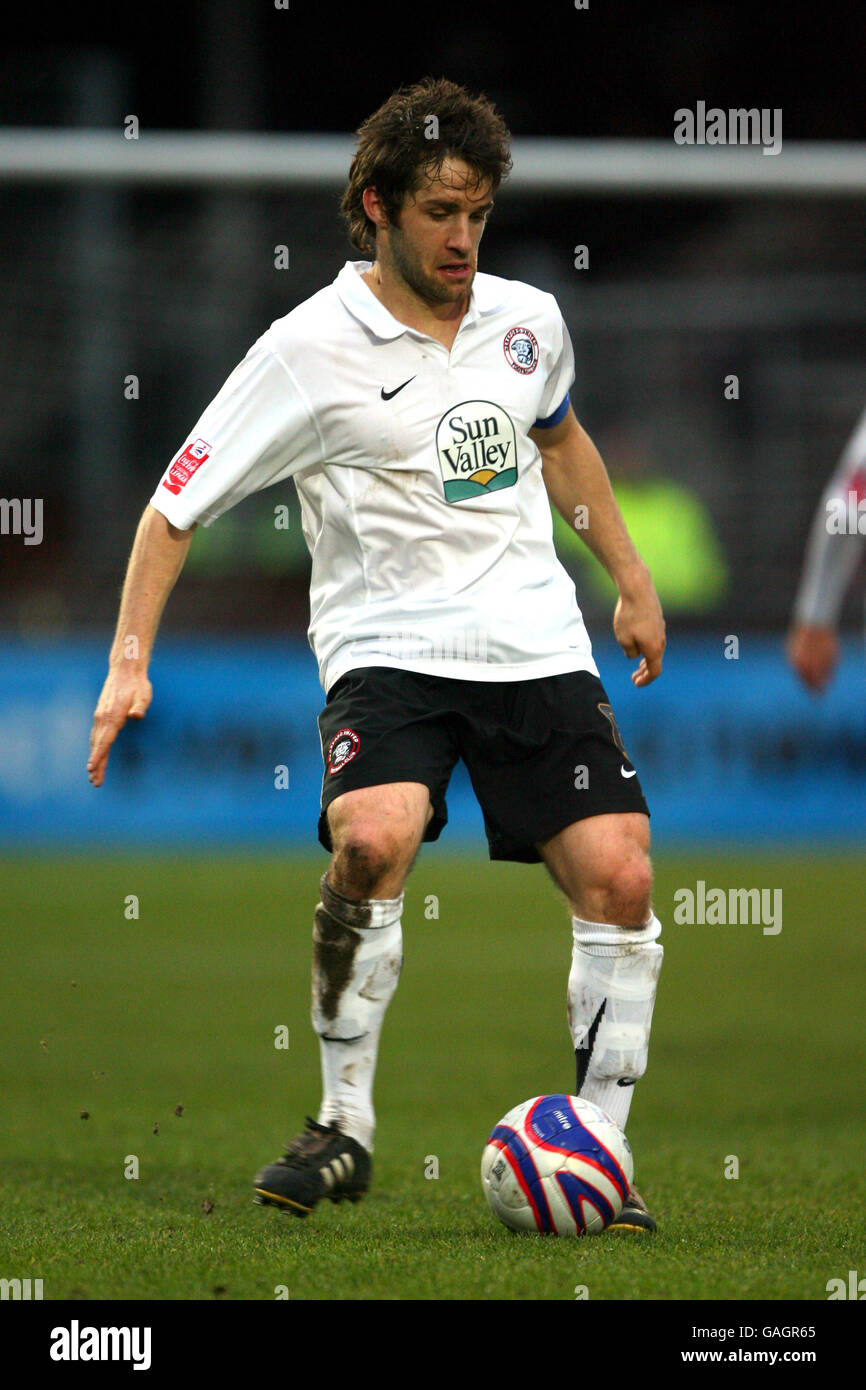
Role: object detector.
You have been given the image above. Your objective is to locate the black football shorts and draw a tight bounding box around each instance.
[317,666,649,864]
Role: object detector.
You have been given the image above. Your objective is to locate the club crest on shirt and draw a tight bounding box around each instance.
[327,727,361,776]
[503,326,539,374]
[435,400,518,502]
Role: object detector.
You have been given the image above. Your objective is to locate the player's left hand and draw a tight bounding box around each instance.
[613,568,666,686]
[785,620,837,692]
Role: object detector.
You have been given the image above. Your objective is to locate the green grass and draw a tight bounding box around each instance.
[1,850,864,1301]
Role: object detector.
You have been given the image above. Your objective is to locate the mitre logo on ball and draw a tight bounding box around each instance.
[436,400,518,502]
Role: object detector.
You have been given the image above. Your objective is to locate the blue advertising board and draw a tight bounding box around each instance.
[0,634,863,848]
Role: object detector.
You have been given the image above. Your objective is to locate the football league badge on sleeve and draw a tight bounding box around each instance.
[162,438,212,495]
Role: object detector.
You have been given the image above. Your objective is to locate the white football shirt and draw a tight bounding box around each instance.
[151,260,600,692]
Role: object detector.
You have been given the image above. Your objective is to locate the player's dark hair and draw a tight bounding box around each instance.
[341,77,512,254]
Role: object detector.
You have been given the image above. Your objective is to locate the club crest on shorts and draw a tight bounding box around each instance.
[435,400,518,502]
[503,326,539,374]
[327,727,361,776]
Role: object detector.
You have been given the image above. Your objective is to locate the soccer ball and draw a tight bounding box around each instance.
[481,1094,633,1235]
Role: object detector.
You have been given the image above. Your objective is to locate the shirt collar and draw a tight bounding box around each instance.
[335,260,506,339]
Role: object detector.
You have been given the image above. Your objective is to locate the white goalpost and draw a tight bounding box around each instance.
[0,129,864,195]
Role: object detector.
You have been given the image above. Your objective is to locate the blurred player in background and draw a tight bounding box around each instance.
[87,79,667,1234]
[788,404,866,691]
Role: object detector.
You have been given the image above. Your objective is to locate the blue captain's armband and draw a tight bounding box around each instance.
[533,394,570,429]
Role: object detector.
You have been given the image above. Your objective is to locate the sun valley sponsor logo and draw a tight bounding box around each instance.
[49,1320,152,1371]
[436,401,518,502]
[162,437,212,495]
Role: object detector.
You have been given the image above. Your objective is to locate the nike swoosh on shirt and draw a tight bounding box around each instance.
[380,377,415,400]
[620,766,637,778]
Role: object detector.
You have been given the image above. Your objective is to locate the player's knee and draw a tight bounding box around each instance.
[598,849,653,926]
[330,823,414,898]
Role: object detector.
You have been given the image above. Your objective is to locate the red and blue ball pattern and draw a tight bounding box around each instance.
[481,1094,633,1236]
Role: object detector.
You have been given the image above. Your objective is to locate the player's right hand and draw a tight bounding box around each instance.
[87,668,153,786]
[785,621,838,693]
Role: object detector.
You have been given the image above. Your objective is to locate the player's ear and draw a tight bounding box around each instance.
[362,187,388,231]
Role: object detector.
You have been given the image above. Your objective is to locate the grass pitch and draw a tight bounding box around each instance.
[0,849,864,1302]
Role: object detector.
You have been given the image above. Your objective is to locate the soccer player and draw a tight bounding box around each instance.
[788,404,866,691]
[87,79,667,1234]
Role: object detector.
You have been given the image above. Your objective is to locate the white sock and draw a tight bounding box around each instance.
[568,913,663,1131]
[312,874,403,1152]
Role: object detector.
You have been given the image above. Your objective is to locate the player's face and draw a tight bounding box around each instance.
[386,157,494,306]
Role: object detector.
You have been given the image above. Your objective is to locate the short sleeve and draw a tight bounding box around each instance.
[832,404,866,499]
[150,335,323,530]
[534,313,576,428]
